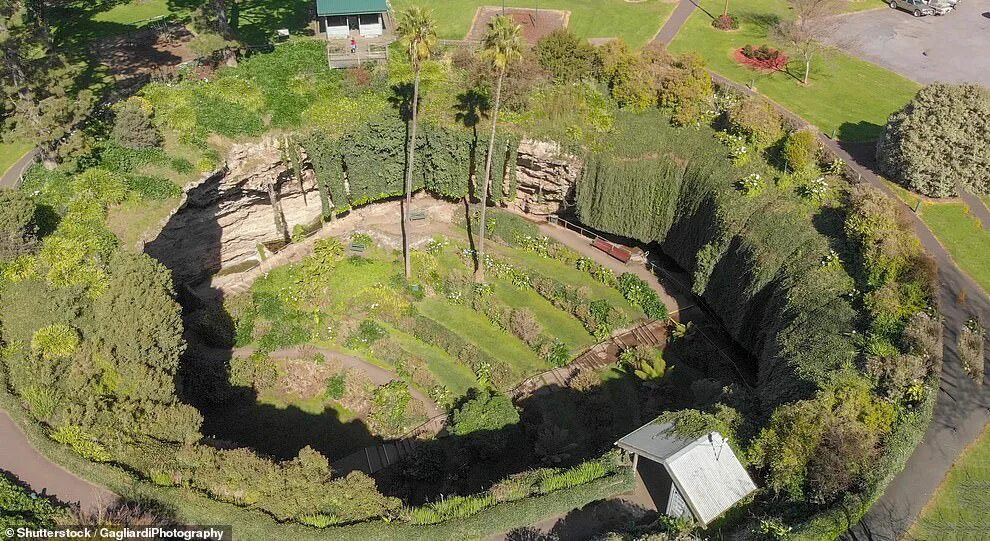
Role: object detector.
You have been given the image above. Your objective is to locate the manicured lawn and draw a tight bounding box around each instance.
[491,279,595,354]
[391,0,676,47]
[668,0,919,141]
[417,298,547,377]
[0,140,33,179]
[387,326,479,395]
[881,178,922,210]
[920,202,990,294]
[910,426,990,539]
[91,0,174,25]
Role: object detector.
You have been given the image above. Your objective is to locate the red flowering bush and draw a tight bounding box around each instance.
[735,44,788,71]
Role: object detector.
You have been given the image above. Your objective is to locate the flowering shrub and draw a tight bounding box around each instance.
[715,131,749,165]
[737,173,764,195]
[736,45,788,71]
[798,176,829,200]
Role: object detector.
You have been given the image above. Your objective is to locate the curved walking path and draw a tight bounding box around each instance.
[957,188,990,231]
[653,0,699,46]
[0,148,38,189]
[0,410,114,513]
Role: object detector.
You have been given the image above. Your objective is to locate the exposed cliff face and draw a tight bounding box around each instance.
[145,137,322,285]
[512,139,582,216]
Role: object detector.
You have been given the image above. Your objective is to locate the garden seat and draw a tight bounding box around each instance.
[350,242,366,253]
[410,208,427,221]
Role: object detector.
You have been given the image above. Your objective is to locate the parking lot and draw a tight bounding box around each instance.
[826,1,990,85]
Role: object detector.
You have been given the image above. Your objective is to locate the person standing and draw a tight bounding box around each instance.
[350,37,357,54]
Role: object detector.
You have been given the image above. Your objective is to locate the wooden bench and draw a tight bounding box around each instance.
[349,243,366,253]
[410,208,427,221]
[591,238,632,263]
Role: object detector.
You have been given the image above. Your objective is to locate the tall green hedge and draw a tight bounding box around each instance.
[576,115,856,406]
[303,112,518,215]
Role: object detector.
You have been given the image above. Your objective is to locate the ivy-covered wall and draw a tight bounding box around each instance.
[304,112,518,214]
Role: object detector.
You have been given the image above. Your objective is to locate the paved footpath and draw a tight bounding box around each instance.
[0,410,114,512]
[957,188,990,231]
[653,0,700,46]
[0,148,38,189]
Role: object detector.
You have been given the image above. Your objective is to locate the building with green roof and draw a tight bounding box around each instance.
[317,0,391,39]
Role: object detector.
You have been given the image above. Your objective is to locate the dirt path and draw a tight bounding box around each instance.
[0,410,114,513]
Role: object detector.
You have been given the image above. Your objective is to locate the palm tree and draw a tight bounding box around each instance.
[475,15,522,283]
[396,7,437,279]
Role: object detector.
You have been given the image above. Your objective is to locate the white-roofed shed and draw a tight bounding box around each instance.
[615,420,756,526]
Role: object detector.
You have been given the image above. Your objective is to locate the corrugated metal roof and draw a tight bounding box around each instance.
[316,0,388,16]
[616,421,757,526]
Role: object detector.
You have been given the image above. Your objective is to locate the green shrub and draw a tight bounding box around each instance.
[729,96,785,148]
[535,29,595,82]
[112,99,162,149]
[30,323,79,360]
[450,388,519,437]
[0,474,65,529]
[346,319,388,348]
[877,83,990,196]
[50,425,111,462]
[325,374,346,400]
[781,129,819,172]
[125,175,183,200]
[617,273,667,320]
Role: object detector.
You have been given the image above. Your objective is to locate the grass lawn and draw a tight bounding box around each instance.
[0,140,33,179]
[491,279,595,354]
[391,0,676,47]
[909,426,990,539]
[668,0,919,141]
[417,297,547,377]
[919,202,990,294]
[387,326,479,395]
[881,178,922,210]
[91,0,174,25]
[107,197,182,250]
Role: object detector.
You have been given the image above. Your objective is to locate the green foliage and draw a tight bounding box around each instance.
[535,29,595,82]
[406,493,497,525]
[0,474,65,529]
[781,129,819,172]
[450,388,519,436]
[617,273,667,320]
[0,190,38,261]
[877,83,990,196]
[346,319,388,348]
[325,374,346,400]
[112,98,162,150]
[50,425,111,462]
[125,175,182,200]
[29,323,79,360]
[728,96,785,149]
[368,380,414,437]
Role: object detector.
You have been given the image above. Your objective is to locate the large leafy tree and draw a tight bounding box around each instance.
[396,7,437,279]
[475,15,522,283]
[0,0,93,163]
[877,83,990,197]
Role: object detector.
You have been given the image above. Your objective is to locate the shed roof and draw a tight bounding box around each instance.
[616,421,757,526]
[317,0,388,16]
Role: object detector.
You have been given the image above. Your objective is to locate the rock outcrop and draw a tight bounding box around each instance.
[513,139,582,216]
[145,137,322,285]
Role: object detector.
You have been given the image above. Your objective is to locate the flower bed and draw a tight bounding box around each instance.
[735,44,788,72]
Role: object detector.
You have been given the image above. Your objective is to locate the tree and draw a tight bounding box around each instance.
[475,15,522,282]
[396,7,437,279]
[0,190,38,260]
[771,0,841,85]
[876,83,990,197]
[535,29,594,82]
[1,1,94,163]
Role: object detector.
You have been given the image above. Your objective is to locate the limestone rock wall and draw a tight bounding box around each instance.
[512,139,582,216]
[145,137,322,285]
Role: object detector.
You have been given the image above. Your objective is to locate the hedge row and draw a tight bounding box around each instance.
[304,112,519,215]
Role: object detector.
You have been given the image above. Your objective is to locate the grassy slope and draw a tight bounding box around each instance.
[489,243,645,319]
[668,0,919,141]
[909,426,990,539]
[491,279,595,354]
[387,326,479,395]
[417,298,547,377]
[391,0,675,47]
[919,202,990,294]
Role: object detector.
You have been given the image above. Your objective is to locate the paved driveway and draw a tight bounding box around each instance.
[826,1,990,85]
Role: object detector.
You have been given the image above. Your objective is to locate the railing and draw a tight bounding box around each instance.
[547,215,633,263]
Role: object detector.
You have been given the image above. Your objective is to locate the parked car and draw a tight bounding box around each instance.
[927,0,954,15]
[889,0,935,16]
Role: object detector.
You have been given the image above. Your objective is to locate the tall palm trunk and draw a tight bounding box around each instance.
[403,67,422,279]
[475,69,505,283]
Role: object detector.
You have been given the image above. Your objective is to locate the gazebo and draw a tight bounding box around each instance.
[317,0,390,39]
[615,420,757,526]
